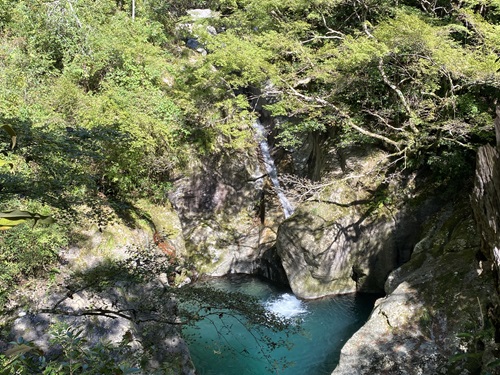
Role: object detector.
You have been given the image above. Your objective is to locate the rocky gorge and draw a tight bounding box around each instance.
[168,107,500,373]
[0,1,499,373]
[3,108,500,374]
[2,107,500,374]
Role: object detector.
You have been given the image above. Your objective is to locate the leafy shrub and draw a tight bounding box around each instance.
[0,324,140,374]
[0,223,68,306]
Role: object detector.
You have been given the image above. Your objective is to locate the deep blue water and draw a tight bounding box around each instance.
[182,275,378,375]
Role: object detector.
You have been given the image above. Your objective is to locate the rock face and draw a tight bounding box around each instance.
[277,199,395,298]
[471,140,500,289]
[332,204,500,374]
[3,204,196,375]
[276,148,440,299]
[9,278,195,375]
[332,112,500,374]
[169,146,288,279]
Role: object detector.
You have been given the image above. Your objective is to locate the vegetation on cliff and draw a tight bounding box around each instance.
[0,0,499,372]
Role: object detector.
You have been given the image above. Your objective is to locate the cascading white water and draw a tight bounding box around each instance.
[264,293,308,319]
[253,119,294,218]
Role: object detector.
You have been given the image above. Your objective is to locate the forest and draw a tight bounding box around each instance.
[0,0,499,373]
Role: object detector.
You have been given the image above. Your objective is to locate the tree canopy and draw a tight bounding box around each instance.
[0,0,498,203]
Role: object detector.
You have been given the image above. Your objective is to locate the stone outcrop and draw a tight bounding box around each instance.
[332,204,500,374]
[277,198,394,298]
[472,144,500,266]
[2,203,196,375]
[333,110,500,374]
[276,148,440,299]
[169,146,287,278]
[9,277,195,375]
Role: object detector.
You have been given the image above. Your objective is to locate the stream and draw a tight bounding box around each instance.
[182,275,378,375]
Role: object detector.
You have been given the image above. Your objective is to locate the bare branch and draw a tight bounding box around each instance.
[279,78,403,149]
[362,21,374,39]
[441,137,475,149]
[66,0,82,28]
[322,13,345,37]
[378,57,419,134]
[301,34,344,44]
[346,117,403,150]
[280,174,336,201]
[39,307,186,325]
[363,109,405,132]
[302,13,345,44]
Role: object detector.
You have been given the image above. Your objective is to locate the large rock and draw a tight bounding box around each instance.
[169,146,287,278]
[332,204,500,374]
[276,148,440,298]
[277,198,395,298]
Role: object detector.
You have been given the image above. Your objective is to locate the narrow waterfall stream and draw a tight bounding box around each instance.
[252,120,294,218]
[182,275,378,375]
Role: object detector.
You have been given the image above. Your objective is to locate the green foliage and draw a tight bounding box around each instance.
[0,124,15,167]
[69,241,179,292]
[450,328,497,374]
[427,149,474,183]
[1,124,16,149]
[166,0,498,180]
[0,210,55,230]
[2,0,497,183]
[0,325,140,374]
[0,223,68,306]
[0,1,188,209]
[0,122,61,305]
[275,119,327,148]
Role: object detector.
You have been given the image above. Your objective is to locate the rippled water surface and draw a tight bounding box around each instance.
[182,275,378,375]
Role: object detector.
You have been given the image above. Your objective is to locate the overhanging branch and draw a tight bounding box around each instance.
[280,79,402,150]
[378,57,419,134]
[39,307,186,325]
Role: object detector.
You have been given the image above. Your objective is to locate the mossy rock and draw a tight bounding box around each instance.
[334,202,499,375]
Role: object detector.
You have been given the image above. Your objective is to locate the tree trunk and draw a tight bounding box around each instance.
[471,106,500,288]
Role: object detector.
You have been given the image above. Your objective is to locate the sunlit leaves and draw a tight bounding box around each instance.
[204,30,275,87]
[0,210,54,230]
[1,325,141,374]
[1,124,16,148]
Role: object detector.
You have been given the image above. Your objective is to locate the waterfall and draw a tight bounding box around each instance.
[253,119,294,218]
[264,293,308,319]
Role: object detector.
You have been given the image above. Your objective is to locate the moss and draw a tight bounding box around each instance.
[400,251,428,275]
[418,307,433,334]
[135,199,181,238]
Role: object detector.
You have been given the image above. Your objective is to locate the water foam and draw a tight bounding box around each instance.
[264,293,308,319]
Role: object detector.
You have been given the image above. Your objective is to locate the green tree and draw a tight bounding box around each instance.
[174,0,499,179]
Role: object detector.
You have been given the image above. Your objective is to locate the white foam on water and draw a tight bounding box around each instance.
[264,293,308,319]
